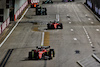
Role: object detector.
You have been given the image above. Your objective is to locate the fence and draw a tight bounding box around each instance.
[86,0,100,18]
[0,18,10,34]
[14,1,28,21]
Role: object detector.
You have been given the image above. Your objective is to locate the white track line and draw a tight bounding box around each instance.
[92,54,100,63]
[77,61,85,67]
[41,32,44,46]
[56,14,59,22]
[83,26,93,46]
[72,4,93,47]
[0,6,30,47]
[69,22,71,24]
[71,29,74,31]
[96,29,99,31]
[72,4,81,22]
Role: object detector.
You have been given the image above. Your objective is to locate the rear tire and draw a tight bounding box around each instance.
[47,24,50,29]
[51,1,53,3]
[42,1,45,4]
[29,52,32,59]
[49,49,55,59]
[60,23,63,29]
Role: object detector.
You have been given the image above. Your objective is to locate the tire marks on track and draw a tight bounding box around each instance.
[0,49,14,67]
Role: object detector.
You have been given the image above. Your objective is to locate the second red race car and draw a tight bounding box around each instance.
[47,21,63,29]
[28,46,55,60]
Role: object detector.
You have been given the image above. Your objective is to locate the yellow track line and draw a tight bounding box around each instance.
[44,32,50,46]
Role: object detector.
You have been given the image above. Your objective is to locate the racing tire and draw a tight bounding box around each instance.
[57,23,63,29]
[47,24,51,29]
[28,52,32,59]
[32,50,35,59]
[51,25,55,29]
[51,1,53,3]
[49,49,55,59]
[45,12,47,15]
[42,1,45,4]
[60,23,63,29]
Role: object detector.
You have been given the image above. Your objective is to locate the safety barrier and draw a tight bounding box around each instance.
[14,1,28,21]
[99,9,100,15]
[86,0,100,18]
[95,7,98,13]
[87,0,92,8]
[0,18,10,34]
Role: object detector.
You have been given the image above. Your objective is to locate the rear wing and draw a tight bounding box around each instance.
[36,46,50,49]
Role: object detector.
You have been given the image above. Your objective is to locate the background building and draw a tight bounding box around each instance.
[86,0,100,18]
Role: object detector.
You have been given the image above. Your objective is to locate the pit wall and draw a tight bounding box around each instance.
[86,0,100,18]
[0,18,10,34]
[0,0,28,34]
[14,0,28,21]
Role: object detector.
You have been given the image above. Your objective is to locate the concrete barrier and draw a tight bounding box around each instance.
[14,1,28,21]
[84,4,100,21]
[0,17,10,35]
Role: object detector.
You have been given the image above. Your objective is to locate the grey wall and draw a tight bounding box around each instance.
[14,0,27,14]
[4,8,9,21]
[0,0,9,22]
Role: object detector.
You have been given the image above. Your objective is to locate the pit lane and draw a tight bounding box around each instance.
[0,1,100,67]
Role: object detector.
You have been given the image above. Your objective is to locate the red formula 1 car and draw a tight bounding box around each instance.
[47,21,63,29]
[28,46,55,60]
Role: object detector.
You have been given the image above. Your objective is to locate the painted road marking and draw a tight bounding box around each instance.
[96,29,99,31]
[91,44,93,47]
[88,18,91,20]
[73,38,77,40]
[90,42,92,44]
[91,22,94,24]
[72,4,81,22]
[87,36,90,39]
[72,3,94,47]
[71,29,74,31]
[83,26,93,46]
[41,32,44,46]
[0,6,30,47]
[56,14,59,22]
[69,22,71,24]
[44,32,49,46]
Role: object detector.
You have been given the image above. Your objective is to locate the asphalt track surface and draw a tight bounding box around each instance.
[0,1,100,67]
